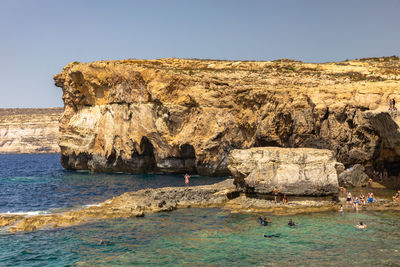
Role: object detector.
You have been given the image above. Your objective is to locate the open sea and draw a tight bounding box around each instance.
[0,154,400,266]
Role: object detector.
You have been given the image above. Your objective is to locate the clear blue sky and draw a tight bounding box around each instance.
[0,0,399,108]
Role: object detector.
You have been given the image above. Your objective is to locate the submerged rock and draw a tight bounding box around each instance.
[228,147,339,196]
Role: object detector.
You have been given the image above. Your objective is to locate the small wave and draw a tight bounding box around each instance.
[5,210,49,216]
[84,203,102,208]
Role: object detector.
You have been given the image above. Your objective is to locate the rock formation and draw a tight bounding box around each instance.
[1,177,399,233]
[54,57,400,185]
[0,108,62,154]
[228,147,339,196]
[338,164,370,187]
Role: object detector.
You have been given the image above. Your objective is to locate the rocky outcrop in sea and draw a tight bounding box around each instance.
[54,57,400,187]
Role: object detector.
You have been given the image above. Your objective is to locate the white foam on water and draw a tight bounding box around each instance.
[4,210,49,216]
[84,203,102,208]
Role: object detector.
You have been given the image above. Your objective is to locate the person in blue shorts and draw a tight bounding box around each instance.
[368,192,374,207]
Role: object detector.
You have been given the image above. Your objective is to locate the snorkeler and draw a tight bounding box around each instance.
[263,233,281,238]
[288,219,296,227]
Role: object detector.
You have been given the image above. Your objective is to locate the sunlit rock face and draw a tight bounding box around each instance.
[228,147,339,196]
[54,57,400,178]
[0,108,62,154]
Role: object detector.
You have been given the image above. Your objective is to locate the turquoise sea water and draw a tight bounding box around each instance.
[1,154,400,266]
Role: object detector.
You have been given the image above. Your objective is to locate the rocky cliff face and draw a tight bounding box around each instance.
[54,57,400,182]
[0,108,62,154]
[228,147,339,196]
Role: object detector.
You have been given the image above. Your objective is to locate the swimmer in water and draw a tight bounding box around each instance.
[356,221,367,230]
[339,205,344,214]
[99,240,114,246]
[258,217,272,226]
[263,233,281,238]
[288,219,296,227]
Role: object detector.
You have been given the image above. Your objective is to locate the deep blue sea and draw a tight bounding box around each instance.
[1,154,400,266]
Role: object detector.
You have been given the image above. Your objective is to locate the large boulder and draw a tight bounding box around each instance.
[338,164,370,187]
[228,147,339,196]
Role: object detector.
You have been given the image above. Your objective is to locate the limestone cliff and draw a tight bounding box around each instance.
[0,108,62,154]
[54,57,400,181]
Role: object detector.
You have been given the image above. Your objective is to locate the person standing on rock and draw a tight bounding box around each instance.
[368,192,374,207]
[184,173,190,187]
[273,186,279,203]
[346,192,352,207]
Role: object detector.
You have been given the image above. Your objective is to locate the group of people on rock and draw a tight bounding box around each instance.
[388,97,397,113]
[273,186,288,204]
[344,191,374,210]
[372,169,388,182]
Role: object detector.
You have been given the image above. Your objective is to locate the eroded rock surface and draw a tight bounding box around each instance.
[0,180,237,233]
[228,147,339,196]
[0,108,62,153]
[338,164,370,187]
[54,57,400,178]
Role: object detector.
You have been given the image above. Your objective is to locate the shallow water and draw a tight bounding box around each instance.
[1,154,400,266]
[2,208,400,266]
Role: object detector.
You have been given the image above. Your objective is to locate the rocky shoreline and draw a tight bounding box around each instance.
[1,178,398,234]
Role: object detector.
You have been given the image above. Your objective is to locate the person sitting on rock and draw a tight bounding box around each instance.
[339,187,346,194]
[359,193,366,206]
[282,194,288,204]
[393,191,400,202]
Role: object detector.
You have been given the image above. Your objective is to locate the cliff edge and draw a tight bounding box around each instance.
[54,57,400,184]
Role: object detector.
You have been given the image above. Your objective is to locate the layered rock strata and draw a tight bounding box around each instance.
[0,108,62,154]
[54,57,400,180]
[228,147,339,196]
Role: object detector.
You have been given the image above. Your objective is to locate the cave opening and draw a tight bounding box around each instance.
[373,157,400,189]
[179,143,196,173]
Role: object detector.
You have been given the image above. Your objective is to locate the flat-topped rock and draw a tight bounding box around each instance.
[228,147,339,196]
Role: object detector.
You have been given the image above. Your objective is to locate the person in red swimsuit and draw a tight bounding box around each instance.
[184,173,190,187]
